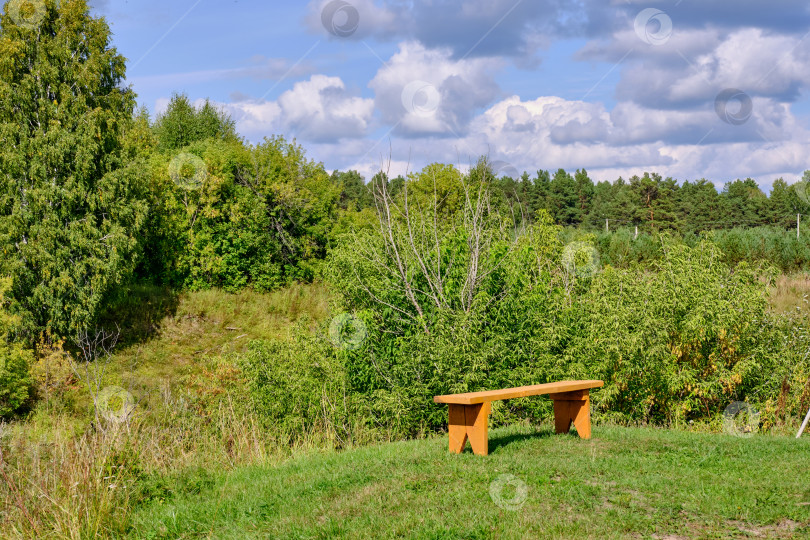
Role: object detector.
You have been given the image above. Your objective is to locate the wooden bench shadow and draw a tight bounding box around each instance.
[486,428,555,454]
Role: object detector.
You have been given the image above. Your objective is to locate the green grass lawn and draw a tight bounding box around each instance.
[127,424,810,539]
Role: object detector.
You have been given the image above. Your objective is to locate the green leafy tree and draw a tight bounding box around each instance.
[529,170,551,217]
[585,178,637,231]
[0,0,148,336]
[333,170,372,210]
[790,171,810,216]
[234,136,340,286]
[406,162,466,218]
[676,179,721,234]
[630,173,680,232]
[139,134,336,292]
[574,169,594,219]
[517,172,535,223]
[387,174,406,199]
[609,177,639,227]
[153,93,238,152]
[585,180,612,230]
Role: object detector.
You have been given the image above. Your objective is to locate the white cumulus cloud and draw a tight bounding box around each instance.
[205,75,374,143]
[368,41,503,137]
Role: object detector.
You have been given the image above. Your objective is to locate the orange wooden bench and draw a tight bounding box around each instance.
[433,380,604,456]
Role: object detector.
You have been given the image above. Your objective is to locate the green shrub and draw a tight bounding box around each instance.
[586,226,810,274]
[577,241,777,424]
[320,170,799,437]
[138,136,340,293]
[0,344,32,417]
[239,317,359,445]
[235,168,807,444]
[0,277,32,417]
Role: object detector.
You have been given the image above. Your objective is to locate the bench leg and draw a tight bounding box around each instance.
[448,404,468,453]
[448,402,490,455]
[550,390,592,439]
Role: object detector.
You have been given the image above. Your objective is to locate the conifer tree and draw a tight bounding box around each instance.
[0,0,147,336]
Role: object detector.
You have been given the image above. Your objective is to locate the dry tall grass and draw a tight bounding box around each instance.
[768,273,810,314]
[0,391,284,539]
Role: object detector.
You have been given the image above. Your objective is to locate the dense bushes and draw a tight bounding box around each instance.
[708,227,810,272]
[136,98,342,293]
[3,0,809,342]
[2,0,809,447]
[239,169,809,442]
[0,278,32,417]
[0,343,31,418]
[239,317,357,445]
[579,243,777,424]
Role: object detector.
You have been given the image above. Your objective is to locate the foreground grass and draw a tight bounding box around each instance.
[128,424,810,539]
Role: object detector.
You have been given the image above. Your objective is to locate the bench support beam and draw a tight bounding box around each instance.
[549,390,592,439]
[448,402,490,455]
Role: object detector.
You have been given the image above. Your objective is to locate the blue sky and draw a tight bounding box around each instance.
[91,0,810,189]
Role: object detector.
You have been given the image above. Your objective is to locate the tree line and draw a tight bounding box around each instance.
[336,167,810,236]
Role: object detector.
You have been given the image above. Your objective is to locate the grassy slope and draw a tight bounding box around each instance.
[0,284,333,539]
[99,283,330,395]
[128,424,810,539]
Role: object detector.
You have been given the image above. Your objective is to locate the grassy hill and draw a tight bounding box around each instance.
[1,284,333,539]
[4,281,810,538]
[102,283,331,385]
[127,424,810,539]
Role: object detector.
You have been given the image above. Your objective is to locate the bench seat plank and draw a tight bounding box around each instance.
[433,380,603,405]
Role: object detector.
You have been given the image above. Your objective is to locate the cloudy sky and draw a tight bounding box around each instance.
[96,0,810,189]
